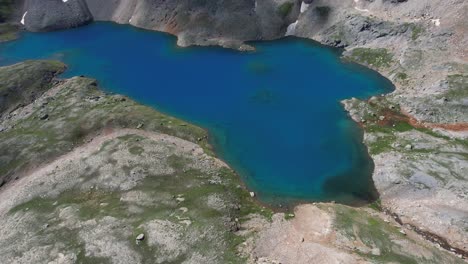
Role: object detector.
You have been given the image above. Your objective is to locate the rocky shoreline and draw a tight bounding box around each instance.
[1,0,467,263]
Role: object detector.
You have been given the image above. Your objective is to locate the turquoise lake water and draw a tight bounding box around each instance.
[0,22,393,205]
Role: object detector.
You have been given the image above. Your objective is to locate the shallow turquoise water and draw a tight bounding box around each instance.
[0,22,393,205]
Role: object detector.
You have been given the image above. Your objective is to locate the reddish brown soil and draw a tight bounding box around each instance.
[400,108,468,132]
[359,101,468,132]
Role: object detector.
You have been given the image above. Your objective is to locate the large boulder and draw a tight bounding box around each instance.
[21,0,92,32]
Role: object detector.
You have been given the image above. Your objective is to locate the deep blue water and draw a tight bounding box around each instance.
[0,22,393,205]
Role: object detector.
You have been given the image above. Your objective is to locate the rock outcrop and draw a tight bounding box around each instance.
[19,0,92,31]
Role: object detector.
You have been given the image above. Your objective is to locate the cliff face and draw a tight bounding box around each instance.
[17,0,301,48]
[19,0,92,32]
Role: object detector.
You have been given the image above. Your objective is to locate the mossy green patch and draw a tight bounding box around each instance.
[367,133,396,155]
[348,48,394,69]
[277,2,294,18]
[368,199,382,211]
[441,74,468,100]
[10,189,126,221]
[395,72,408,82]
[333,204,455,263]
[129,145,145,155]
[410,24,425,41]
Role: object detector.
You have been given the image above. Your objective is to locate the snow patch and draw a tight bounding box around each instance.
[353,0,369,12]
[431,19,441,27]
[354,7,369,12]
[285,20,298,36]
[20,11,28,25]
[62,0,68,2]
[300,2,309,13]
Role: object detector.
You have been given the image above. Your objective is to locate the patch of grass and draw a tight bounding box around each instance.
[441,74,468,100]
[392,121,413,132]
[411,24,425,41]
[9,188,126,221]
[348,48,394,69]
[9,196,57,215]
[395,72,408,81]
[277,2,294,18]
[368,199,382,211]
[333,205,421,263]
[166,154,192,171]
[129,145,144,155]
[367,133,396,155]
